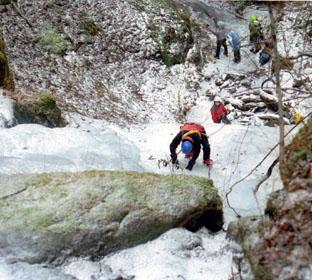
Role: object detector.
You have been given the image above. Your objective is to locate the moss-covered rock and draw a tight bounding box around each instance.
[0,33,14,90]
[13,92,67,128]
[0,170,223,264]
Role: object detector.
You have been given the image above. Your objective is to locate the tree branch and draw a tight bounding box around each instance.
[269,2,286,173]
[253,158,279,193]
[287,52,312,60]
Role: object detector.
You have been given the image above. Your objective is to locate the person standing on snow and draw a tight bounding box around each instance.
[227,31,241,63]
[249,15,264,53]
[207,21,228,59]
[210,96,231,124]
[170,122,212,171]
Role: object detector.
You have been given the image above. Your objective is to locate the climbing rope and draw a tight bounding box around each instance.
[207,124,226,137]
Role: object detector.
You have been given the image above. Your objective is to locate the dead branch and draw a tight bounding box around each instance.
[287,52,312,60]
[254,158,279,193]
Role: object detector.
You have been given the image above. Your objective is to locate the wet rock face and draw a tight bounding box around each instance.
[0,170,223,264]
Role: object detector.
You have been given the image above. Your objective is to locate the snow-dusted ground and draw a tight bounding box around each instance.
[0,1,311,279]
[0,7,297,275]
[63,229,232,280]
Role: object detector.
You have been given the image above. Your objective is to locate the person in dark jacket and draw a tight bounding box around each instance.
[210,96,231,124]
[207,21,228,59]
[170,123,212,171]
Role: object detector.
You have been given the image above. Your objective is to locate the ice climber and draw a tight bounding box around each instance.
[207,21,228,59]
[227,31,241,63]
[210,96,231,124]
[170,122,212,171]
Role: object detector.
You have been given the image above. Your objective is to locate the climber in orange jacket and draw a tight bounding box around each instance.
[170,122,212,171]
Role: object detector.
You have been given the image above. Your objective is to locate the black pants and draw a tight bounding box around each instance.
[233,49,241,63]
[216,115,231,124]
[250,35,261,53]
[216,39,228,59]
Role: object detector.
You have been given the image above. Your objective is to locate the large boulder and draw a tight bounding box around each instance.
[227,117,312,280]
[0,170,223,264]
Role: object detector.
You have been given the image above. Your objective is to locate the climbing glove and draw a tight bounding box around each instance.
[171,153,177,164]
[203,159,213,167]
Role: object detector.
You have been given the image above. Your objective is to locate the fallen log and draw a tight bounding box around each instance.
[260,92,278,111]
[243,102,267,110]
[226,98,244,110]
[241,94,262,103]
[256,113,291,125]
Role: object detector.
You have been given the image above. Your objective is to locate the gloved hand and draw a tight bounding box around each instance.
[185,164,193,171]
[203,159,213,167]
[171,153,177,164]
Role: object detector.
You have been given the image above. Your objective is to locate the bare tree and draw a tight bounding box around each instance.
[268,2,285,174]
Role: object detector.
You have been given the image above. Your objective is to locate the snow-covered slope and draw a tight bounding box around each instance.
[0,102,288,280]
[0,1,311,279]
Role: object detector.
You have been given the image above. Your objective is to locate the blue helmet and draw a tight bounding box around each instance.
[181,141,193,154]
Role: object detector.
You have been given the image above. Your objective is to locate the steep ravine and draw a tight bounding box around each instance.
[0,0,311,279]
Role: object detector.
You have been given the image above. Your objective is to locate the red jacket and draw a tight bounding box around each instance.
[210,102,228,123]
[179,122,205,133]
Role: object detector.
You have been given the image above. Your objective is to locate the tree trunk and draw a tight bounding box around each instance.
[268,3,285,175]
